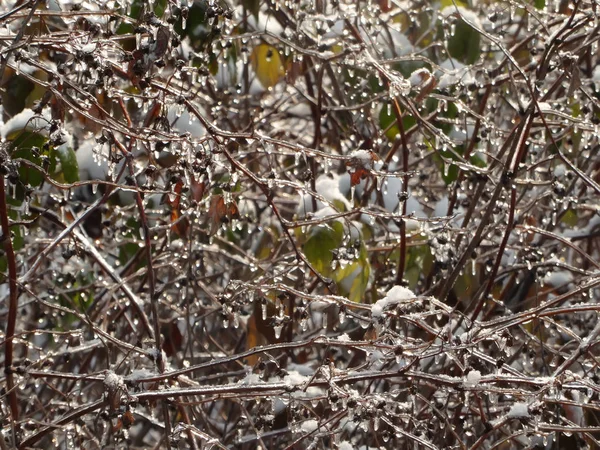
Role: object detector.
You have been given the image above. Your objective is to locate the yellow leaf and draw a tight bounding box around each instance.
[250,44,285,88]
[441,0,468,8]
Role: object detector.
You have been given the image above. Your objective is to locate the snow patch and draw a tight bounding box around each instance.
[463,370,482,388]
[372,285,416,318]
[349,149,375,169]
[237,372,262,385]
[103,371,124,390]
[337,333,351,342]
[297,173,352,216]
[440,5,483,29]
[437,59,474,89]
[300,419,319,433]
[1,108,51,139]
[507,402,529,418]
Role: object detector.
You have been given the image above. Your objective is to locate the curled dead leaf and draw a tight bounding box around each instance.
[209,194,240,235]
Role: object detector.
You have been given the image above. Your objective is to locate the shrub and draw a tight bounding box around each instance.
[1,0,600,448]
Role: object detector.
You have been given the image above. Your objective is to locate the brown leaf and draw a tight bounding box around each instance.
[350,168,369,186]
[171,208,189,238]
[152,26,170,59]
[190,176,206,202]
[168,182,189,237]
[209,194,239,235]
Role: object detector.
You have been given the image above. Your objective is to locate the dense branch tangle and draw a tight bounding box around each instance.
[1,0,600,449]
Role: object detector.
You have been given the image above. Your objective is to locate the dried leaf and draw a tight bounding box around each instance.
[190,175,206,202]
[152,25,170,59]
[350,168,369,186]
[168,181,189,237]
[209,194,239,235]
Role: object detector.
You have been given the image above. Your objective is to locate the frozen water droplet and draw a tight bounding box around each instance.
[301,316,308,331]
[443,162,451,178]
[274,324,283,339]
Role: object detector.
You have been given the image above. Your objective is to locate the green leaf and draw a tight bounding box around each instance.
[154,0,167,17]
[333,242,371,303]
[379,104,415,141]
[119,242,141,267]
[129,0,143,19]
[534,0,545,9]
[348,262,370,303]
[470,153,487,169]
[440,3,481,65]
[447,19,481,64]
[243,0,260,21]
[12,225,24,251]
[404,240,431,289]
[303,222,344,275]
[53,146,79,183]
[9,132,49,187]
[561,209,578,227]
[73,290,94,311]
[2,75,35,117]
[116,0,144,38]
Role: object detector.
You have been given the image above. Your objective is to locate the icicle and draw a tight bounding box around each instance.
[274,324,283,339]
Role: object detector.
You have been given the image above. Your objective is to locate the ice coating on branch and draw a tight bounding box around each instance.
[382,177,423,215]
[409,68,433,87]
[371,285,416,318]
[351,158,425,222]
[313,206,339,220]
